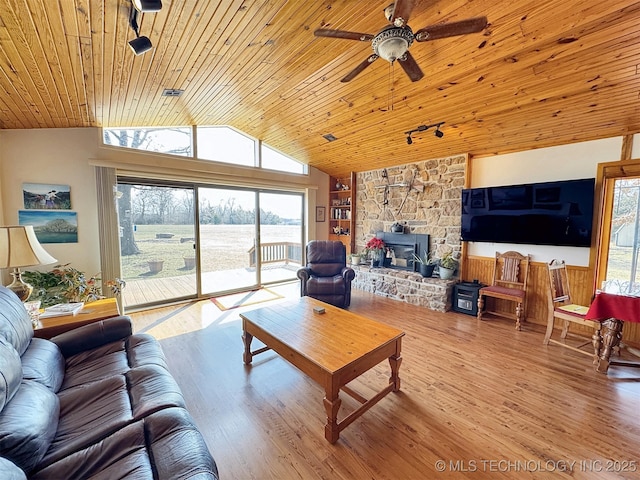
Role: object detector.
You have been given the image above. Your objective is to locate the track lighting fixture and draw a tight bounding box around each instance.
[127,0,160,55]
[404,122,445,144]
[132,0,162,12]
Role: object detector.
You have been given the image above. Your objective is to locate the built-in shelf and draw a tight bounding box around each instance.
[329,173,355,255]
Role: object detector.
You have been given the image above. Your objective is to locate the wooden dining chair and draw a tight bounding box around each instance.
[543,259,600,356]
[477,251,530,330]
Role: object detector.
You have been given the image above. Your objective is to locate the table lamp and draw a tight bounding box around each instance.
[0,225,57,301]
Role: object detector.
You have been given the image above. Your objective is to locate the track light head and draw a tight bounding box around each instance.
[434,128,444,138]
[129,36,153,55]
[406,135,413,145]
[132,0,162,12]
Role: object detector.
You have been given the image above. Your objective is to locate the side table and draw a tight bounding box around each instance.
[34,297,120,339]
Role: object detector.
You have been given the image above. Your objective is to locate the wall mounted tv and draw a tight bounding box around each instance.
[461,178,595,247]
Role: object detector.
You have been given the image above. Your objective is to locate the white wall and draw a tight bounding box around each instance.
[0,128,102,278]
[468,137,627,266]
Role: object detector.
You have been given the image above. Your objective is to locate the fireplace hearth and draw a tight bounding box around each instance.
[376,232,429,272]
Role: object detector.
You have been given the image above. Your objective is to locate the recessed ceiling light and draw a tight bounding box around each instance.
[323,133,337,142]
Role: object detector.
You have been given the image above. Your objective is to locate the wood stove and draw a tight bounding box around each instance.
[376,232,429,272]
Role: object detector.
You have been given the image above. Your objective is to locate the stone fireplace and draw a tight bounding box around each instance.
[351,154,465,311]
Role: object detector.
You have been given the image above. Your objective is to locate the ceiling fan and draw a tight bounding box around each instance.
[314,0,488,83]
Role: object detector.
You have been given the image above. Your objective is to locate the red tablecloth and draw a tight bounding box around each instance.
[585,292,640,323]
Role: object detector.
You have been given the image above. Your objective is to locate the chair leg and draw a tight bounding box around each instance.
[477,295,484,321]
[543,315,555,345]
[560,320,570,339]
[515,302,522,330]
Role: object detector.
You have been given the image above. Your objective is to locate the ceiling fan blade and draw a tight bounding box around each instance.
[398,51,424,82]
[390,0,416,27]
[415,17,488,42]
[314,29,374,42]
[341,54,379,82]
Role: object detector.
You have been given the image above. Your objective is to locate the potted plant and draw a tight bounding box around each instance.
[350,252,364,265]
[22,264,104,307]
[438,251,459,280]
[412,250,437,277]
[364,237,385,267]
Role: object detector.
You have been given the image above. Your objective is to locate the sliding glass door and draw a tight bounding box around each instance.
[117,182,197,308]
[258,192,304,284]
[118,181,305,306]
[199,187,259,295]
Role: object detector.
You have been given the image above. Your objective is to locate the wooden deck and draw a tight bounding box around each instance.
[122,264,300,308]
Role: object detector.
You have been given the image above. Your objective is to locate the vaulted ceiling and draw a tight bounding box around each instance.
[1,0,640,178]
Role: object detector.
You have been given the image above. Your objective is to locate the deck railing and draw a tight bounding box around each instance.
[248,242,302,267]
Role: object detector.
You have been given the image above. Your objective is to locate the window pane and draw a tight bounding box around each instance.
[103,127,192,156]
[261,143,306,174]
[197,126,255,167]
[604,178,640,295]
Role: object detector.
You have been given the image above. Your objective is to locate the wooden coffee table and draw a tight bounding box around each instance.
[241,296,404,443]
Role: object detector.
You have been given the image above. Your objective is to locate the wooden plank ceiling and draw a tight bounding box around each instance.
[1,0,640,178]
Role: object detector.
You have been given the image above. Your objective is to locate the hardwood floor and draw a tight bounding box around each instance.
[130,287,640,479]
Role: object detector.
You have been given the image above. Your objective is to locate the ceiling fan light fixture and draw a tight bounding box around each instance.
[372,26,413,63]
[129,36,153,55]
[132,0,162,12]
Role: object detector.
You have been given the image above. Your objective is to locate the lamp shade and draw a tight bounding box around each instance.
[0,225,57,269]
[132,0,162,12]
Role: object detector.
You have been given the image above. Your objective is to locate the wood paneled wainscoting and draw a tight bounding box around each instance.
[464,255,640,347]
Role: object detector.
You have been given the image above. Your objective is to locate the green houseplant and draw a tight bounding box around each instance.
[438,251,459,280]
[412,250,437,277]
[22,264,104,308]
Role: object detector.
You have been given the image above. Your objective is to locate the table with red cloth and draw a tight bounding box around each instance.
[585,292,640,373]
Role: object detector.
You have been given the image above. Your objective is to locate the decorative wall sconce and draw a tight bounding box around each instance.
[405,122,445,144]
[128,0,162,55]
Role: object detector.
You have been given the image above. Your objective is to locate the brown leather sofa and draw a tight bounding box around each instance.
[297,240,355,308]
[0,286,218,479]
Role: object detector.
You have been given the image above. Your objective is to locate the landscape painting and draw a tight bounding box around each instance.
[18,210,78,243]
[23,183,71,210]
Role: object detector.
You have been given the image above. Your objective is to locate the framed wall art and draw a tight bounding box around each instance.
[23,183,71,210]
[18,210,78,243]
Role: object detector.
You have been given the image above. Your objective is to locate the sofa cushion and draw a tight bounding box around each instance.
[40,376,132,468]
[31,408,218,479]
[0,287,33,356]
[60,334,169,391]
[127,365,186,420]
[21,338,65,393]
[0,380,59,473]
[41,366,186,468]
[0,338,22,412]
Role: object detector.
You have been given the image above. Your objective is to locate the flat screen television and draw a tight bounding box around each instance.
[461,178,595,247]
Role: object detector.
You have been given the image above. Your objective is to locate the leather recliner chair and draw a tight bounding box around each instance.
[297,240,355,308]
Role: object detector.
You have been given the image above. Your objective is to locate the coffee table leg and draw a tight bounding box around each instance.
[242,331,253,364]
[389,353,402,392]
[389,339,402,391]
[323,385,342,444]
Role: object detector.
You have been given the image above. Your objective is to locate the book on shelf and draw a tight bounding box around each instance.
[39,302,85,319]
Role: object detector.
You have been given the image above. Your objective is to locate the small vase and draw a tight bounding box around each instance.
[371,250,383,267]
